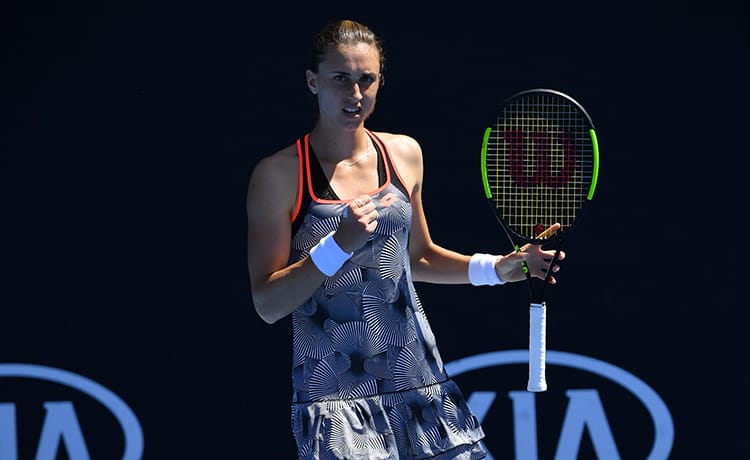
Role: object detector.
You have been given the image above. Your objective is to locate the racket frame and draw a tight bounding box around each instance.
[479,88,600,392]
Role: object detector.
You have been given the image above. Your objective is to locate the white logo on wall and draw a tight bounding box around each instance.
[445,350,674,460]
[0,363,143,460]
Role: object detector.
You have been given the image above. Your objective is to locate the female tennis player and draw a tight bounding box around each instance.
[246,19,564,460]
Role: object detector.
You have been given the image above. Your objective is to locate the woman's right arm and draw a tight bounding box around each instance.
[245,149,327,324]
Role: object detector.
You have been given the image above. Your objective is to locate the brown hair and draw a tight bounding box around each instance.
[309,19,386,86]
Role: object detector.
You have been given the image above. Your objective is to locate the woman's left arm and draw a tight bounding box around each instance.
[387,134,562,285]
[380,133,473,283]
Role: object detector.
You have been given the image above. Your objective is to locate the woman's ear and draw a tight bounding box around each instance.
[306,70,318,95]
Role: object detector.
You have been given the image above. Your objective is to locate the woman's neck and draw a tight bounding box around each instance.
[308,125,372,163]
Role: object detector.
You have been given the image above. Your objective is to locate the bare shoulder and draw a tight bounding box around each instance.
[371,132,422,166]
[249,143,298,185]
[247,143,299,215]
[370,132,423,194]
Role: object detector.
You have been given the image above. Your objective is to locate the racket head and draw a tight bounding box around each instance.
[481,88,599,245]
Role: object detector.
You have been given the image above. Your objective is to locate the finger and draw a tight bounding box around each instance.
[350,196,368,208]
[357,195,372,206]
[542,248,565,260]
[366,215,379,232]
[348,198,373,218]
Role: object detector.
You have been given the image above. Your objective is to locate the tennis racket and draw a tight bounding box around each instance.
[480,88,600,392]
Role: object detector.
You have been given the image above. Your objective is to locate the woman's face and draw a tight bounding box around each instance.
[307,42,381,130]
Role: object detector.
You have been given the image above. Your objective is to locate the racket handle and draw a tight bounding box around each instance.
[527,302,548,392]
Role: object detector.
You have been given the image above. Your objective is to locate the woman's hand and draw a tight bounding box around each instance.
[493,223,565,284]
[334,194,379,253]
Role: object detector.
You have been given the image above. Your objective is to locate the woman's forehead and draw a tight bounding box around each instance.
[320,42,380,71]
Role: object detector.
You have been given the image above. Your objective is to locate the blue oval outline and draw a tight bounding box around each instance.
[445,349,673,460]
[0,363,144,460]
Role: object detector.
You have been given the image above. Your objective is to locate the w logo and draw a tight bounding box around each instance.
[506,130,577,188]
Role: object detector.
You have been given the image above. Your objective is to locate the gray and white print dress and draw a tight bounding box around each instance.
[288,132,486,460]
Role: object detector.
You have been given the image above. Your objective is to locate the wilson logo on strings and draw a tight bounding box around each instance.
[505,130,577,188]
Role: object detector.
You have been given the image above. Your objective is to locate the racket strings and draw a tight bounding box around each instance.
[486,93,594,240]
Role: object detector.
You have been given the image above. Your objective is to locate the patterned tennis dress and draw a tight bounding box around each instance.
[289,132,486,460]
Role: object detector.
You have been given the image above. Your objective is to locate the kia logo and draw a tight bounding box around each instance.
[445,350,674,460]
[0,363,144,460]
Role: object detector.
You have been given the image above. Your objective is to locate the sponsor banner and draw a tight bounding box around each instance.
[446,350,673,460]
[0,364,143,460]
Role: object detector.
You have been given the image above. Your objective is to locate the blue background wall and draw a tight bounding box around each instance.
[4,1,748,458]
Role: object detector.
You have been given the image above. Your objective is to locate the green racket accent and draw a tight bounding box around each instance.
[515,244,529,274]
[481,127,492,199]
[587,128,600,200]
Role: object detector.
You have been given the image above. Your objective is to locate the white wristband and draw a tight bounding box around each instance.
[468,253,505,286]
[309,231,353,276]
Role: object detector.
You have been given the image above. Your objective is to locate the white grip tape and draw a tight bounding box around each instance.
[527,302,548,392]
